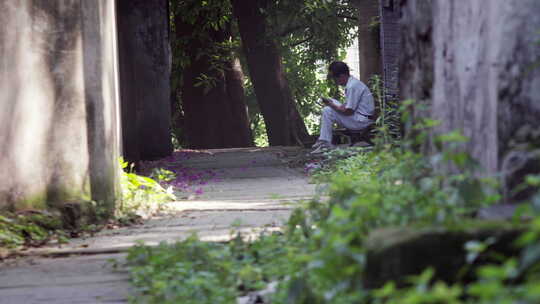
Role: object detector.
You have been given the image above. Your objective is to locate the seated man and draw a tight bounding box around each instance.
[312,61,375,153]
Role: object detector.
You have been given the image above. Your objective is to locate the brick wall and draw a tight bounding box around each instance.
[380,0,401,101]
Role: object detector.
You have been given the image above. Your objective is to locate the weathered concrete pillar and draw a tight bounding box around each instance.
[0,1,121,214]
[117,0,173,163]
[400,0,540,177]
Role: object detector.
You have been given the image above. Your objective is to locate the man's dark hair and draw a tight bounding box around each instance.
[328,61,350,78]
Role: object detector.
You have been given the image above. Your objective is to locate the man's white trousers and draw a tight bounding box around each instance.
[318,106,373,143]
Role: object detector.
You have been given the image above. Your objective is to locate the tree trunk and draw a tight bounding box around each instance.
[175,17,253,149]
[225,58,255,147]
[350,0,382,83]
[117,0,173,162]
[400,0,540,176]
[231,0,309,146]
[399,0,433,152]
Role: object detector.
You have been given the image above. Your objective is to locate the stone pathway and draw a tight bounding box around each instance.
[0,147,316,304]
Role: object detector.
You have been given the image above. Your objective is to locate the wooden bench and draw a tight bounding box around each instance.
[332,125,375,146]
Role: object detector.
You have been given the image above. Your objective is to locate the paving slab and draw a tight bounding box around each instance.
[0,147,316,303]
[0,254,128,304]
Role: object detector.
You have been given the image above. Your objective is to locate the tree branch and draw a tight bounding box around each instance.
[337,14,358,21]
[287,34,313,47]
[279,24,304,37]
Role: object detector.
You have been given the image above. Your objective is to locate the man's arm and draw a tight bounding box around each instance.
[321,97,354,116]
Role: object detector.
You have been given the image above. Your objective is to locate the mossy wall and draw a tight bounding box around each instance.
[0,1,121,216]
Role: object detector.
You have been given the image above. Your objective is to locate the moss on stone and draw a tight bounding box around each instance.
[4,186,103,230]
[15,193,48,211]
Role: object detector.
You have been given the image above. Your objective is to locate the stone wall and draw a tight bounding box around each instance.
[117,0,172,163]
[0,1,121,213]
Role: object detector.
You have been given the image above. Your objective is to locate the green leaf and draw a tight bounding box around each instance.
[435,130,469,144]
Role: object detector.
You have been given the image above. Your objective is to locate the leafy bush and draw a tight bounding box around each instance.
[118,158,176,219]
[125,136,514,303]
[123,95,537,303]
[370,215,540,304]
[126,233,294,304]
[370,74,402,146]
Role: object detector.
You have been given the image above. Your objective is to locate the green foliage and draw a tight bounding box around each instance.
[118,158,176,219]
[169,0,237,147]
[125,131,510,303]
[126,233,293,303]
[265,0,357,63]
[263,0,358,141]
[170,0,233,77]
[169,0,358,146]
[370,75,402,146]
[370,214,540,304]
[149,168,176,183]
[280,47,330,136]
[269,145,500,303]
[0,213,65,250]
[127,238,237,303]
[250,113,270,147]
[0,159,177,252]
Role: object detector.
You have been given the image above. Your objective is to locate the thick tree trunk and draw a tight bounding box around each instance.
[225,58,255,147]
[400,0,540,176]
[175,17,253,149]
[117,0,173,162]
[350,0,382,83]
[231,0,309,146]
[399,0,433,151]
[399,0,433,107]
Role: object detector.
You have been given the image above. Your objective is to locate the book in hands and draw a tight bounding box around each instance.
[320,97,341,107]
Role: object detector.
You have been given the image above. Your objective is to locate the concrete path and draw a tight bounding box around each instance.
[0,147,316,303]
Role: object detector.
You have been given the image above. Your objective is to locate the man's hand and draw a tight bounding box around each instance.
[320,96,353,116]
[320,97,331,105]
